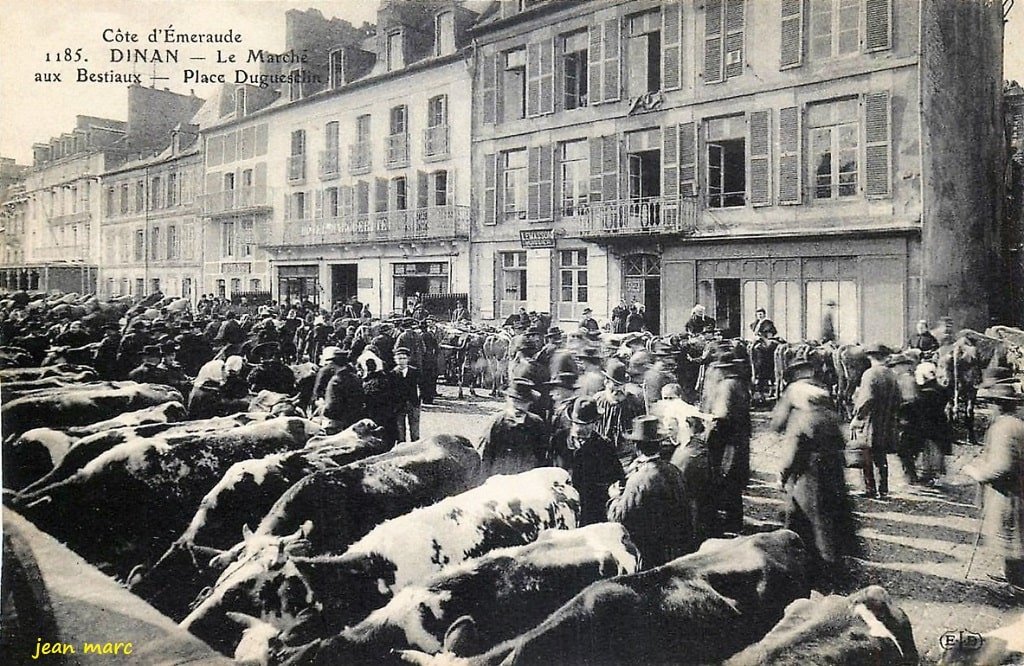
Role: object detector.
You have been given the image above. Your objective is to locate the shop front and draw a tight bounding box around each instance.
[277,264,320,306]
[392,261,449,314]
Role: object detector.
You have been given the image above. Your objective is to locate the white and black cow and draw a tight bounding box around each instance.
[182,467,580,658]
[132,419,388,620]
[3,401,189,491]
[725,585,918,665]
[10,417,314,577]
[280,523,640,665]
[398,529,809,666]
[1,382,182,438]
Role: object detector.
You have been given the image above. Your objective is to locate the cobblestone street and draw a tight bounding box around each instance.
[422,386,1022,663]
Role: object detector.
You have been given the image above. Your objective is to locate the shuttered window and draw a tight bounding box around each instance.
[780,0,804,69]
[705,0,744,83]
[527,144,554,221]
[588,18,621,104]
[811,0,859,59]
[864,0,892,52]
[778,106,802,204]
[483,153,498,225]
[662,124,679,199]
[589,135,619,203]
[863,91,892,197]
[662,2,683,91]
[526,39,555,117]
[808,98,858,200]
[503,149,527,221]
[481,53,498,125]
[748,110,771,206]
[678,122,697,196]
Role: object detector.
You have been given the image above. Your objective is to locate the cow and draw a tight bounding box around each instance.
[1,382,183,438]
[0,345,34,368]
[11,417,314,578]
[437,325,487,399]
[749,338,781,403]
[132,421,391,620]
[724,586,917,665]
[280,524,641,665]
[938,613,1024,665]
[41,342,102,367]
[0,369,99,399]
[15,412,273,495]
[397,529,809,666]
[0,363,96,382]
[833,344,870,420]
[181,467,580,657]
[935,330,1005,442]
[482,330,512,397]
[2,401,188,491]
[774,342,837,400]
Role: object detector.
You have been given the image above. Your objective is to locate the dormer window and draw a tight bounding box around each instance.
[235,87,247,117]
[435,12,456,56]
[289,68,303,101]
[329,48,345,89]
[386,30,404,72]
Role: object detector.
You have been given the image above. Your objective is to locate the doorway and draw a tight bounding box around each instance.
[331,264,358,308]
[623,253,661,334]
[713,278,741,338]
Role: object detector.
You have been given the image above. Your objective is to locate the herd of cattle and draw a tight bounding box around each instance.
[3,308,1024,663]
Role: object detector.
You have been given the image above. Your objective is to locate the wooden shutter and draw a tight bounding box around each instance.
[539,38,554,115]
[724,0,745,79]
[315,188,324,219]
[483,153,497,225]
[748,110,771,206]
[589,137,604,201]
[601,19,621,103]
[341,184,354,219]
[662,124,679,199]
[780,0,803,69]
[777,106,802,204]
[284,192,292,220]
[417,170,429,208]
[662,2,683,91]
[588,25,603,105]
[601,135,619,202]
[704,0,724,84]
[375,177,388,212]
[481,53,498,124]
[864,91,892,197]
[527,144,553,221]
[526,42,542,118]
[864,0,892,52]
[678,122,697,196]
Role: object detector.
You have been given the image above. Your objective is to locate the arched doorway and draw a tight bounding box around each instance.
[623,253,660,334]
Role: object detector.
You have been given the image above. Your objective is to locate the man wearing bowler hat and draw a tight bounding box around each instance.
[392,346,422,442]
[580,307,599,333]
[477,379,549,477]
[705,355,751,533]
[850,343,900,499]
[595,359,647,464]
[247,341,297,395]
[557,397,624,526]
[608,415,693,566]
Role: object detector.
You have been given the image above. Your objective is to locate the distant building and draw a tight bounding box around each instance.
[469,0,1008,342]
[1004,79,1024,325]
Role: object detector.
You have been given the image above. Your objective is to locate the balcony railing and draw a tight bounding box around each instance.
[287,155,306,183]
[569,195,699,238]
[423,124,450,160]
[200,186,272,216]
[319,149,340,179]
[349,141,371,173]
[267,204,470,247]
[385,133,409,168]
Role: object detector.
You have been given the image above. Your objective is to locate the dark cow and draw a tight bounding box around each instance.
[133,421,389,620]
[774,342,836,399]
[833,344,870,420]
[280,524,641,665]
[437,325,487,399]
[0,345,34,368]
[0,369,100,399]
[0,363,96,382]
[11,417,314,578]
[938,614,1024,665]
[182,467,579,658]
[749,338,781,402]
[2,401,188,491]
[725,586,917,665]
[1,382,182,438]
[398,529,808,666]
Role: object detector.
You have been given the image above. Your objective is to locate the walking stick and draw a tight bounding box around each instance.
[963,514,984,581]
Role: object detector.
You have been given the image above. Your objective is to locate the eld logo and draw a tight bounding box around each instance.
[939,630,983,651]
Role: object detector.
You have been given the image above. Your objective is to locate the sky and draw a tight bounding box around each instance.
[1,0,1023,165]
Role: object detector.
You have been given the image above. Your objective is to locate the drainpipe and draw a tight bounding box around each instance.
[916,0,927,326]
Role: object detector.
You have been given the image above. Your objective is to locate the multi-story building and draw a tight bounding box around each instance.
[242,2,477,313]
[0,157,29,286]
[98,126,204,300]
[469,0,1007,343]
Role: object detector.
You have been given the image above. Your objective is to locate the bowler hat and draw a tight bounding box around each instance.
[602,359,629,385]
[249,341,280,362]
[570,397,600,424]
[505,378,540,402]
[546,326,563,339]
[886,354,915,368]
[393,346,412,357]
[141,345,161,357]
[545,371,579,390]
[623,415,669,442]
[319,346,344,364]
[862,343,891,357]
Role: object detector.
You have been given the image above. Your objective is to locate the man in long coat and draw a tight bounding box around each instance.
[608,415,693,567]
[850,343,900,499]
[594,359,647,465]
[771,361,859,591]
[477,380,549,478]
[559,397,624,526]
[705,357,751,533]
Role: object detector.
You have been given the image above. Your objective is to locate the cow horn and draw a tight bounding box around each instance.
[242,523,254,541]
[226,611,264,629]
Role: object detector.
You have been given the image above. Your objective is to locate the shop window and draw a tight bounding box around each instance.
[805,279,858,343]
[500,251,528,314]
[559,248,589,320]
[772,281,802,342]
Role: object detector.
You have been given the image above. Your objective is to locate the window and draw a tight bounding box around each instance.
[242,169,253,188]
[240,218,254,257]
[355,180,370,215]
[559,248,588,304]
[428,95,446,128]
[357,114,371,142]
[231,278,241,294]
[216,279,226,298]
[425,95,449,158]
[136,278,145,296]
[387,106,409,167]
[805,279,858,343]
[352,114,372,172]
[325,187,340,217]
[289,68,303,101]
[167,225,177,260]
[293,191,307,219]
[251,279,261,291]
[323,121,340,177]
[135,181,145,211]
[119,184,129,215]
[167,172,178,206]
[435,11,456,56]
[386,30,404,71]
[811,0,860,60]
[560,140,588,215]
[808,98,858,199]
[290,129,306,181]
[390,105,408,136]
[706,115,746,208]
[222,221,235,257]
[433,171,448,206]
[106,188,115,216]
[151,227,161,260]
[224,172,236,192]
[502,149,528,221]
[291,130,306,156]
[330,48,344,88]
[500,251,528,305]
[325,121,339,150]
[392,177,408,210]
[562,31,588,109]
[628,11,661,95]
[705,0,745,83]
[151,176,162,209]
[134,229,144,261]
[503,48,527,121]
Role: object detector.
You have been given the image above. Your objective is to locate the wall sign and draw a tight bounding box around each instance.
[520,229,555,249]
